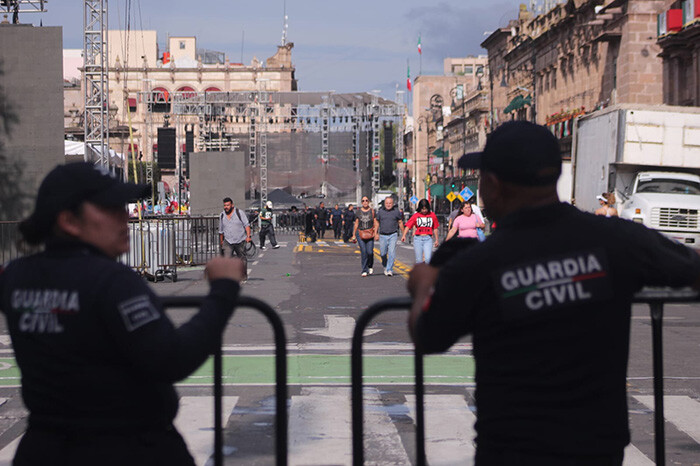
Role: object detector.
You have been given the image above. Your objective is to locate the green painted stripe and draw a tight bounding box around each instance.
[179,354,474,386]
[0,355,475,387]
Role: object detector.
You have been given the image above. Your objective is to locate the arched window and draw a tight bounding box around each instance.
[150,87,171,113]
[204,86,222,93]
[177,86,197,99]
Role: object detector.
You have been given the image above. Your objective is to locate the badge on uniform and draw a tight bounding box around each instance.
[118,295,160,332]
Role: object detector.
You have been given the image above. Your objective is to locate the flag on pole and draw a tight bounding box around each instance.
[417,35,422,55]
[407,62,412,92]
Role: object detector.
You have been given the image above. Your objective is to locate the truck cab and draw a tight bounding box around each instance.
[619,171,700,246]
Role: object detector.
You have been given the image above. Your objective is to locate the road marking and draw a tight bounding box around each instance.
[289,387,409,465]
[622,445,654,466]
[406,394,476,465]
[175,396,239,466]
[0,337,9,347]
[634,395,700,443]
[303,315,380,339]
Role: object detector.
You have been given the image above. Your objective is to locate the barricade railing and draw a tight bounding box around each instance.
[350,297,422,466]
[351,290,698,466]
[161,295,288,466]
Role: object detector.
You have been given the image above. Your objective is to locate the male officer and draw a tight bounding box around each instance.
[0,162,245,465]
[408,121,700,465]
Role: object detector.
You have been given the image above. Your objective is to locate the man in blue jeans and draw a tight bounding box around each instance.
[374,196,404,276]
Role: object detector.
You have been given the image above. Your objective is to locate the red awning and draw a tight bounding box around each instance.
[205,86,221,92]
[152,87,170,103]
[177,86,197,98]
[127,143,138,154]
[128,97,137,108]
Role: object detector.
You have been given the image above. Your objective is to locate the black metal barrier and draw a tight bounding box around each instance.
[161,296,288,466]
[350,290,699,466]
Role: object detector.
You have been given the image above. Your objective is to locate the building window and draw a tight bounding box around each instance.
[465,65,473,74]
[179,41,186,50]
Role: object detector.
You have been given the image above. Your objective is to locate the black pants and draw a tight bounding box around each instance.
[14,425,195,466]
[316,220,326,238]
[475,446,623,466]
[332,221,342,239]
[259,224,277,247]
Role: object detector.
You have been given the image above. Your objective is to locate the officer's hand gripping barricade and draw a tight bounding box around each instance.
[351,289,699,466]
[161,296,288,466]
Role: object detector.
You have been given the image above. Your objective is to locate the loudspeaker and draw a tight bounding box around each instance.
[157,127,176,169]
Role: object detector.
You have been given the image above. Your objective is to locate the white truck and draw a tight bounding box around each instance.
[571,105,700,246]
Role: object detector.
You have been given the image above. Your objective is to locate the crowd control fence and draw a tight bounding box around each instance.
[161,295,288,466]
[351,290,699,466]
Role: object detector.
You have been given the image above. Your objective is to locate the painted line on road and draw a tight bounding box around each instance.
[175,396,238,466]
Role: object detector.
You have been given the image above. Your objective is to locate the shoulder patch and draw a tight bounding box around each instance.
[118,295,160,332]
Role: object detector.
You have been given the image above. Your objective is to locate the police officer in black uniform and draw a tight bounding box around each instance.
[0,162,245,466]
[408,121,700,466]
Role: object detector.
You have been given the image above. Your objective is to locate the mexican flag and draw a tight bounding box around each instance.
[417,35,422,55]
[407,63,412,91]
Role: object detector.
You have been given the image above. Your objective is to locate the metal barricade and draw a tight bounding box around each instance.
[351,290,699,466]
[161,295,288,466]
[350,297,423,466]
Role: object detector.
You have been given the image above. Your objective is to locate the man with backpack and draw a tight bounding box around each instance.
[219,197,251,277]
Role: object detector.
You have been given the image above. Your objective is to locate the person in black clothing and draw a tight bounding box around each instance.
[342,204,356,243]
[0,162,245,466]
[314,202,329,239]
[330,203,343,239]
[407,121,700,466]
[304,205,317,242]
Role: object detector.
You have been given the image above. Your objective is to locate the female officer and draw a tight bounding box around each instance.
[0,162,245,465]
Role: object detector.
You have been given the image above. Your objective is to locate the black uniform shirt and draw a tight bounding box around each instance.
[420,202,700,455]
[0,239,239,433]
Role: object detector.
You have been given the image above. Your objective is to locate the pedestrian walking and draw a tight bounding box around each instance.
[407,121,700,465]
[0,162,245,466]
[447,200,462,232]
[401,199,439,264]
[304,205,317,242]
[330,203,343,239]
[343,204,356,243]
[353,196,376,277]
[259,200,280,250]
[595,192,619,217]
[445,202,485,241]
[315,202,328,239]
[219,197,252,278]
[374,196,404,276]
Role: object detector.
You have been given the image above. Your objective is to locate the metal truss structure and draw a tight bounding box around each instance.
[140,91,403,204]
[83,0,110,170]
[0,0,47,15]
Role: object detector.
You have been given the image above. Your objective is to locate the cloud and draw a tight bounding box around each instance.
[405,1,520,68]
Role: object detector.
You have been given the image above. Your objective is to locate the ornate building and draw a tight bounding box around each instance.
[658,0,700,106]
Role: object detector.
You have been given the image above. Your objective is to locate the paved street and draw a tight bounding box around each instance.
[0,232,699,465]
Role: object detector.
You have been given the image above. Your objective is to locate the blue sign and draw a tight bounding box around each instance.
[459,187,474,201]
[410,195,419,204]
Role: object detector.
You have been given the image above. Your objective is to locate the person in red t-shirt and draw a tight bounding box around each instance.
[402,199,439,264]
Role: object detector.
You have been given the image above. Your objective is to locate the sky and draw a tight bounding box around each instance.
[31,0,531,99]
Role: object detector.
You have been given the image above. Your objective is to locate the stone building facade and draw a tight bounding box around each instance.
[657,0,700,106]
[64,30,297,167]
[482,0,667,157]
[410,56,488,203]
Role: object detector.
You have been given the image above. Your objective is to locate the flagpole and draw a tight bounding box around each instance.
[419,32,422,75]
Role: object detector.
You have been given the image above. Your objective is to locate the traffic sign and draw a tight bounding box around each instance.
[410,195,419,204]
[446,191,457,202]
[460,187,474,201]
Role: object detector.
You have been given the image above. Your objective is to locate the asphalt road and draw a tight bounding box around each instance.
[0,232,698,465]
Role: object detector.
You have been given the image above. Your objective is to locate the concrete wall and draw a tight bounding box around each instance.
[189,151,246,215]
[0,25,65,220]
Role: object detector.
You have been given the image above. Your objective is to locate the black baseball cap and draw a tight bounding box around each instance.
[23,162,150,236]
[458,121,562,186]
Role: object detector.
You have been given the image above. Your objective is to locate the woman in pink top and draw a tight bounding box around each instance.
[445,202,484,240]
